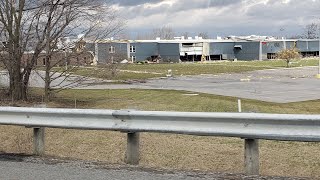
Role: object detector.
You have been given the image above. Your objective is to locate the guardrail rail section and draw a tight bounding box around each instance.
[0,107,320,175]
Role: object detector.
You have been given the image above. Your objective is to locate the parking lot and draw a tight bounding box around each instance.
[94,66,320,103]
[1,66,320,103]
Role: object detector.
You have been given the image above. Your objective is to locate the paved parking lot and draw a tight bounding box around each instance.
[1,66,320,103]
[93,66,320,103]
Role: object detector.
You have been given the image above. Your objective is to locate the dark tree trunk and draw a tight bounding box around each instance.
[9,61,28,101]
[44,56,51,102]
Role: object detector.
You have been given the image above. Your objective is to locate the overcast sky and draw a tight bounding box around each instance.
[111,0,320,39]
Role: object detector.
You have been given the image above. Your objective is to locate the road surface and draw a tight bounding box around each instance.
[0,154,309,180]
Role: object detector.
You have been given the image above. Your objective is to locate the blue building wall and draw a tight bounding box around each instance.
[87,39,320,64]
[233,42,260,60]
[210,42,259,60]
[262,41,302,54]
[210,42,235,59]
[97,43,108,64]
[262,41,285,54]
[130,42,158,61]
[158,43,180,62]
[297,40,319,52]
[286,41,296,49]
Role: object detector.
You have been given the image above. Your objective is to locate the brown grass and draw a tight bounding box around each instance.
[0,89,320,178]
[0,126,319,178]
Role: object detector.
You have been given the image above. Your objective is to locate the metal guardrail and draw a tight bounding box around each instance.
[1,107,320,141]
[0,106,319,175]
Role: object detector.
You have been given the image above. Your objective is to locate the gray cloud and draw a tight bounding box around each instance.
[113,0,320,38]
[168,0,241,14]
[111,0,164,6]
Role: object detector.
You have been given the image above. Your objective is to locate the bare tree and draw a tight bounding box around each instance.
[182,32,191,38]
[152,26,175,40]
[37,0,124,101]
[0,0,123,101]
[0,0,39,100]
[135,32,153,40]
[198,32,210,39]
[303,23,319,39]
[102,50,127,77]
[135,26,176,40]
[288,34,304,39]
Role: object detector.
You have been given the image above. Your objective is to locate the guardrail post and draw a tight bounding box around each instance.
[125,132,140,165]
[33,128,45,156]
[244,139,259,175]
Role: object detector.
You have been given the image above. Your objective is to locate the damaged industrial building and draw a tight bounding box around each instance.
[85,35,320,64]
[2,35,319,66]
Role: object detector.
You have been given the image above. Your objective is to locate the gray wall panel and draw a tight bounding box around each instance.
[159,43,180,62]
[130,42,158,61]
[97,43,127,64]
[234,42,260,60]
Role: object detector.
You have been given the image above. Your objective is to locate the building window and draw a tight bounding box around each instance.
[109,46,115,53]
[130,45,136,53]
[130,55,136,62]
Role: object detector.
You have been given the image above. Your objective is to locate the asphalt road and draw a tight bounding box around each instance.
[0,154,309,180]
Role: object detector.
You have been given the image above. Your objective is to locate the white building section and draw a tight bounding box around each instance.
[178,37,210,61]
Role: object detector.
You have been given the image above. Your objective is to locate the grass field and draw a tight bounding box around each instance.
[56,59,320,80]
[2,59,320,177]
[0,88,320,178]
[43,89,320,114]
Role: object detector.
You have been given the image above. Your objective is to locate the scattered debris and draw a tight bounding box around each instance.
[182,94,199,96]
[240,78,251,82]
[167,69,173,77]
[120,59,129,64]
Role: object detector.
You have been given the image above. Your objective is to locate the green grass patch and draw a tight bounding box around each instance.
[32,88,320,114]
[46,59,319,81]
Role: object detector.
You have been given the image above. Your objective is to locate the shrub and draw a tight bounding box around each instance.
[277,48,300,68]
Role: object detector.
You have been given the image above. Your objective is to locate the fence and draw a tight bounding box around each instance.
[0,106,320,175]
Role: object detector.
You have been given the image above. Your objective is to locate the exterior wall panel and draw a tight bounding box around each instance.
[262,41,286,54]
[296,41,319,52]
[234,42,260,60]
[130,42,158,61]
[88,39,320,64]
[97,43,127,64]
[210,42,235,59]
[158,43,180,62]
